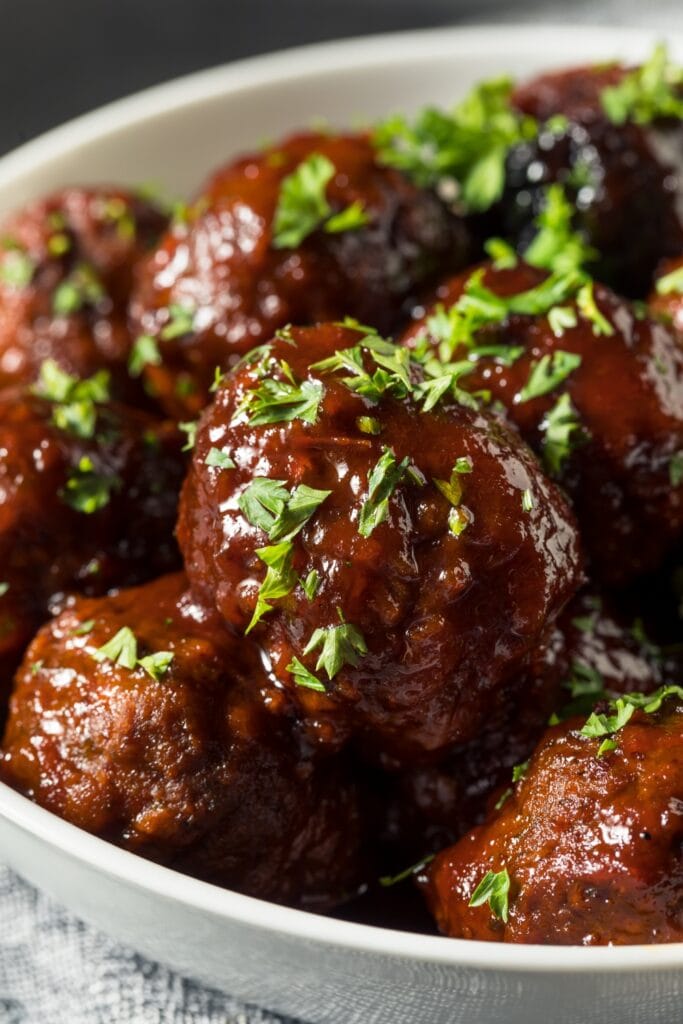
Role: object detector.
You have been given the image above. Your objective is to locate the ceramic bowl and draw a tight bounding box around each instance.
[0,24,681,1024]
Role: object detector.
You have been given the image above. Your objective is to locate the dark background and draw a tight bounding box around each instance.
[0,0,514,156]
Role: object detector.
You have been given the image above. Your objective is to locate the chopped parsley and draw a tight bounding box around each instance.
[468,868,511,923]
[517,350,582,403]
[579,683,683,755]
[576,282,614,336]
[434,459,473,536]
[524,184,596,274]
[601,44,683,125]
[0,247,35,288]
[246,541,297,634]
[358,447,411,538]
[301,569,320,601]
[204,447,235,470]
[128,334,161,376]
[93,626,138,669]
[178,420,197,451]
[512,760,529,783]
[655,265,683,296]
[0,583,9,598]
[669,451,683,487]
[302,609,368,680]
[239,478,330,543]
[34,359,110,439]
[521,488,534,512]
[484,237,518,270]
[272,153,369,249]
[547,305,578,338]
[160,302,196,340]
[53,263,105,315]
[286,656,326,692]
[235,369,324,427]
[379,854,435,888]
[70,619,95,637]
[61,456,121,514]
[540,392,585,475]
[137,650,174,681]
[356,415,382,435]
[373,76,537,212]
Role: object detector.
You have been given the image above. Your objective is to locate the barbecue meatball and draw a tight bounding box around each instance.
[421,688,683,944]
[129,132,469,417]
[0,574,365,909]
[381,588,663,858]
[402,262,683,584]
[177,322,583,761]
[477,63,683,297]
[0,381,183,700]
[0,187,166,398]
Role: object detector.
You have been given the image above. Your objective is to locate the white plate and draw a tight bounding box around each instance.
[0,24,681,1024]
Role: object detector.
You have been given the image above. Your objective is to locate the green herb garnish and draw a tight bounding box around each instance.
[160,302,196,340]
[655,265,683,296]
[239,479,330,543]
[53,263,105,315]
[540,392,585,475]
[34,359,110,439]
[272,154,369,248]
[358,447,411,538]
[205,447,235,470]
[601,44,683,125]
[468,868,511,923]
[524,184,596,273]
[246,541,297,634]
[61,456,121,514]
[517,350,582,403]
[286,656,326,692]
[302,609,368,680]
[93,626,138,669]
[128,334,161,376]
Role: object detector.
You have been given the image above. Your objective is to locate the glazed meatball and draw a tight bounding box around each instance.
[177,322,582,760]
[477,63,683,296]
[0,574,365,909]
[421,688,683,944]
[0,187,166,398]
[381,588,663,859]
[129,133,469,417]
[0,378,183,699]
[402,262,683,584]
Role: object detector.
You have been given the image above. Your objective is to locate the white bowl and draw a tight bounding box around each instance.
[0,24,681,1024]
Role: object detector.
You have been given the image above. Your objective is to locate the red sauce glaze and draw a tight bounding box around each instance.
[129,133,469,417]
[473,64,683,297]
[0,387,184,704]
[0,188,166,400]
[0,574,366,909]
[402,262,683,584]
[421,697,683,944]
[379,588,663,859]
[177,322,583,760]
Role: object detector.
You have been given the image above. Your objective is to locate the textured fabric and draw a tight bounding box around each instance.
[0,3,678,1021]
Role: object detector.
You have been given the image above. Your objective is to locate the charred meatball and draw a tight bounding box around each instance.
[402,262,683,584]
[129,133,469,417]
[0,376,183,699]
[421,687,683,944]
[480,62,683,296]
[1,574,365,909]
[0,187,166,398]
[177,322,582,760]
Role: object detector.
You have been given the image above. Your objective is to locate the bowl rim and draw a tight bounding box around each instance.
[1,21,682,973]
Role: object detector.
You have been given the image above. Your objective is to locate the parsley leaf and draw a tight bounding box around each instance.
[160,302,196,340]
[0,247,35,288]
[53,263,105,315]
[205,447,235,470]
[137,650,174,681]
[524,184,596,273]
[0,582,9,598]
[272,154,369,249]
[236,372,323,427]
[540,392,585,475]
[655,265,683,296]
[246,541,297,634]
[286,656,326,692]
[61,456,121,514]
[469,868,511,923]
[434,459,473,536]
[601,44,683,125]
[517,350,582,403]
[359,447,411,538]
[576,282,614,336]
[302,611,368,680]
[301,569,320,601]
[128,334,161,376]
[34,359,110,439]
[374,76,537,212]
[239,479,330,543]
[178,420,197,451]
[93,626,138,669]
[547,305,578,338]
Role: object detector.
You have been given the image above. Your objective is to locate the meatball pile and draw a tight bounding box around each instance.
[1,49,682,940]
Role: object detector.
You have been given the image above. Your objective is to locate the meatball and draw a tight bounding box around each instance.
[477,63,683,297]
[177,322,582,760]
[0,377,183,701]
[402,262,683,584]
[129,132,469,417]
[380,587,663,859]
[1,574,365,909]
[421,687,683,944]
[0,187,166,398]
